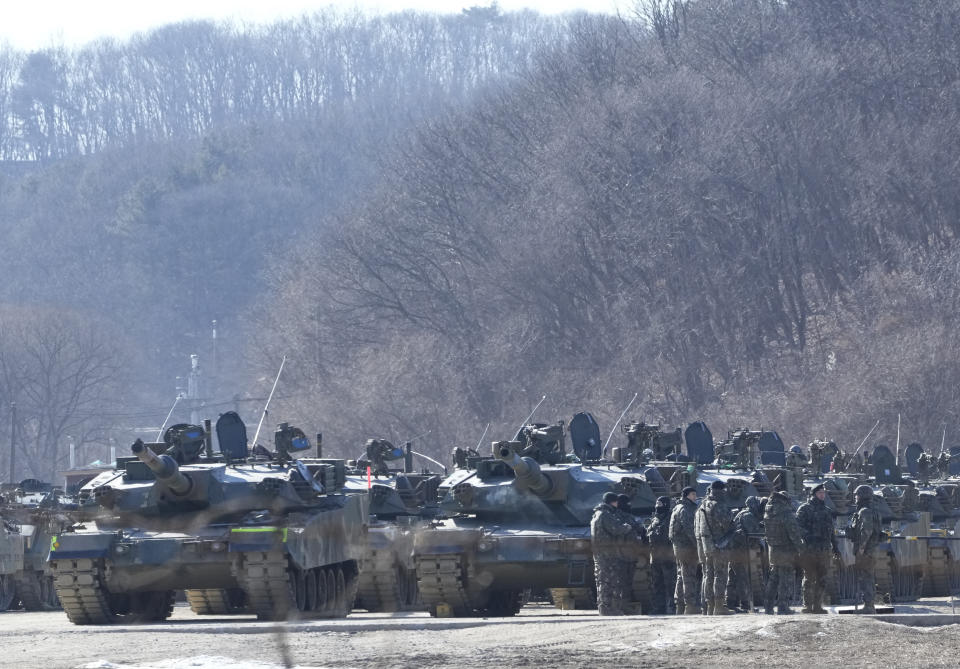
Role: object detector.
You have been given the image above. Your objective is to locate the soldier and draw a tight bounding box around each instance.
[647,495,677,614]
[917,452,932,486]
[615,493,648,610]
[849,485,883,613]
[786,445,808,469]
[763,491,802,614]
[695,480,734,615]
[796,483,834,614]
[831,450,846,473]
[808,442,824,477]
[591,491,634,615]
[726,495,764,612]
[937,451,951,478]
[669,486,701,615]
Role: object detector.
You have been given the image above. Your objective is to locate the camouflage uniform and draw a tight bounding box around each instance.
[614,504,648,608]
[695,485,734,614]
[796,491,834,613]
[726,495,763,610]
[763,492,802,613]
[591,501,635,615]
[669,495,701,614]
[849,495,883,612]
[648,506,677,614]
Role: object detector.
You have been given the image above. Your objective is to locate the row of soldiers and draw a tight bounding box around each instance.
[591,480,885,615]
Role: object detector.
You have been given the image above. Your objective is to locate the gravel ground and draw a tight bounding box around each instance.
[2,600,959,669]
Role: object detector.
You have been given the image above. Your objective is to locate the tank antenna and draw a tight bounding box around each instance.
[602,392,638,457]
[252,355,287,448]
[155,394,183,441]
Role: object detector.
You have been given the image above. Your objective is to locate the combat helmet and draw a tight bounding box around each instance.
[854,484,873,500]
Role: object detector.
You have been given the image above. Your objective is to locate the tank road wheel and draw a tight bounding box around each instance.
[415,554,473,617]
[15,571,60,611]
[51,559,174,625]
[294,570,308,612]
[304,569,317,612]
[0,574,15,610]
[186,589,247,615]
[323,564,359,619]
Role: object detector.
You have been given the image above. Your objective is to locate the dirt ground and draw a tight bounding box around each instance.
[2,600,959,669]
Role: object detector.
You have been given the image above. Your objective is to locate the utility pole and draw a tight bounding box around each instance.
[187,354,202,425]
[8,402,16,483]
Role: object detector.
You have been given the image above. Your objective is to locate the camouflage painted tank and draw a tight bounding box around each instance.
[346,438,442,612]
[0,480,71,611]
[412,413,692,617]
[49,414,368,624]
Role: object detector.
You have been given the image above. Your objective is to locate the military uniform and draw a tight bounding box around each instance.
[591,496,635,615]
[695,481,734,615]
[796,487,834,613]
[726,495,763,611]
[764,491,802,613]
[614,496,648,610]
[669,489,701,614]
[648,498,676,614]
[849,488,883,613]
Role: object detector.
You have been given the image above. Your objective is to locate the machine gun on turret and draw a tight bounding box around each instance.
[616,422,682,464]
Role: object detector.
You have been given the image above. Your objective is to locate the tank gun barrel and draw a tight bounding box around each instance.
[492,441,552,496]
[131,439,192,496]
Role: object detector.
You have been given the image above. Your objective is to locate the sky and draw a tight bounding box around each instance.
[0,1,631,51]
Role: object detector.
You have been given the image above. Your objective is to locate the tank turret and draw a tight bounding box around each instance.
[131,439,192,496]
[492,440,552,496]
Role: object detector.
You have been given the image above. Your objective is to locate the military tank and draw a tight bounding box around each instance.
[0,479,71,611]
[412,412,691,617]
[347,438,442,612]
[49,413,368,624]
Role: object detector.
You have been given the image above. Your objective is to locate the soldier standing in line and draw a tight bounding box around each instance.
[591,491,634,615]
[695,480,734,615]
[669,485,701,615]
[726,495,764,612]
[615,493,648,611]
[849,485,883,614]
[796,483,834,614]
[648,495,677,614]
[763,490,803,614]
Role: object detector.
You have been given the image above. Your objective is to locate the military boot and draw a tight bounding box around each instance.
[861,602,876,614]
[800,606,814,613]
[713,598,734,615]
[684,604,702,615]
[776,606,794,615]
[812,606,828,614]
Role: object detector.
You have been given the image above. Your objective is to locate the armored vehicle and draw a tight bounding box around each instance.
[347,439,442,612]
[413,413,691,617]
[49,414,367,624]
[0,480,71,611]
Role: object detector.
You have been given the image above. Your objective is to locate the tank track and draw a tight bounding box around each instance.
[0,574,16,610]
[415,554,472,616]
[51,558,174,625]
[356,549,419,612]
[13,570,59,611]
[924,546,951,596]
[549,587,596,610]
[185,588,246,615]
[235,550,358,620]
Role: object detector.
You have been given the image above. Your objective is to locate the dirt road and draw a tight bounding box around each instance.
[2,601,959,669]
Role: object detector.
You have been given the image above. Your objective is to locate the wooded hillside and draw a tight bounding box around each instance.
[2,1,959,478]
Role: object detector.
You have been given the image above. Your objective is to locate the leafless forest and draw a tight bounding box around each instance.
[1,1,959,480]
